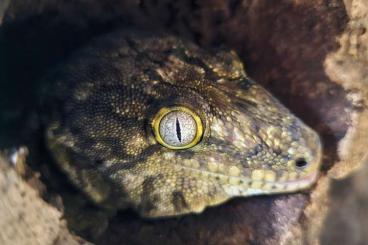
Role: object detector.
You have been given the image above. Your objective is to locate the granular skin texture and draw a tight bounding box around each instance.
[44,30,322,218]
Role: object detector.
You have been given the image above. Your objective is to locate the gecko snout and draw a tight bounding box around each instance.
[296,126,323,174]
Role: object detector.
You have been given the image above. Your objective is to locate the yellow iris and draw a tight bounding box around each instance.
[151,106,204,149]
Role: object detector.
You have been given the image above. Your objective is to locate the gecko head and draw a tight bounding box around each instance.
[46,31,322,218]
[200,83,323,197]
[135,82,322,217]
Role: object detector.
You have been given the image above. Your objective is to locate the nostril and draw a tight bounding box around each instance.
[295,158,309,169]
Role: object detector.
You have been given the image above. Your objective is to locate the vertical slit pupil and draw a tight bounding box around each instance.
[176,117,182,142]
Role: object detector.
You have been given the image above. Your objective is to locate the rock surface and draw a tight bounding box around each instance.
[0,151,91,245]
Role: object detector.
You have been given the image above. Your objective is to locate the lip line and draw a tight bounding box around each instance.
[276,172,318,185]
[180,165,318,185]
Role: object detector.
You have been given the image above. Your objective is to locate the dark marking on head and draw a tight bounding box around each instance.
[233,98,259,110]
[273,148,283,155]
[238,78,255,90]
[172,191,189,212]
[175,150,195,159]
[141,176,156,199]
[98,145,162,175]
[140,200,156,214]
[138,175,162,214]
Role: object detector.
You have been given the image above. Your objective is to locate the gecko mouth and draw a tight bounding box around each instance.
[271,172,319,191]
[180,164,319,196]
[221,172,319,197]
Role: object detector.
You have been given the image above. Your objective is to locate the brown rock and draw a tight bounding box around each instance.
[0,151,91,245]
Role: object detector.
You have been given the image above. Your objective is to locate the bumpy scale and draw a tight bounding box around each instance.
[44,30,322,218]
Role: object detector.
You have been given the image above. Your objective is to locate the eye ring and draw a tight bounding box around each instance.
[151,106,204,149]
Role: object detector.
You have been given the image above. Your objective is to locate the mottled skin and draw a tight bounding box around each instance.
[44,30,322,218]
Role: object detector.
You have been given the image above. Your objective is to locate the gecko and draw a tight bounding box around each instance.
[43,30,322,218]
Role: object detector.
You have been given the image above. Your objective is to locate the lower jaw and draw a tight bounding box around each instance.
[223,172,319,197]
[278,172,319,191]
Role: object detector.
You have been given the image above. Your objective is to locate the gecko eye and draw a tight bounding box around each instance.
[152,106,203,149]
